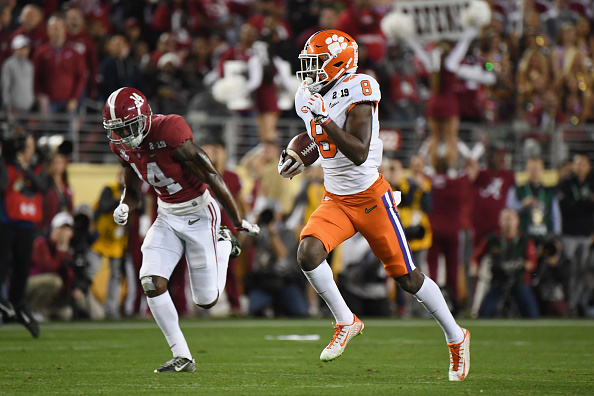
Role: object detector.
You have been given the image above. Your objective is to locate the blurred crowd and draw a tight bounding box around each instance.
[0,0,592,128]
[2,0,594,335]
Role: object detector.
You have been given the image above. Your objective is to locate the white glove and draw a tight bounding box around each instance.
[278,149,304,179]
[306,93,330,126]
[236,219,260,236]
[113,203,129,225]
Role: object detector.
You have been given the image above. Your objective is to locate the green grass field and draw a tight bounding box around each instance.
[1,318,593,395]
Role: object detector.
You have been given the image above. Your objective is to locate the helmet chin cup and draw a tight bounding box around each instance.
[307,82,322,93]
[106,114,149,151]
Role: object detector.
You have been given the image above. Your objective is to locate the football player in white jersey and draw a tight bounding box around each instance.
[278,30,470,381]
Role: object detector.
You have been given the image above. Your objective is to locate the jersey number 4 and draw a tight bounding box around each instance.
[130,162,182,195]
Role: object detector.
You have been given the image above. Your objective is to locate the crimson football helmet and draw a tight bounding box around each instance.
[103,87,152,151]
[297,30,358,93]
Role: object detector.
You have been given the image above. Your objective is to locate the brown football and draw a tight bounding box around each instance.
[286,132,319,167]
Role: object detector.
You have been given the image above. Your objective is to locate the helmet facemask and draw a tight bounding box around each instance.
[297,53,331,93]
[297,45,356,93]
[105,114,149,151]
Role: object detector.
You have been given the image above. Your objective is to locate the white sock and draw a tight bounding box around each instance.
[216,240,231,294]
[414,275,464,344]
[147,292,192,359]
[302,261,354,325]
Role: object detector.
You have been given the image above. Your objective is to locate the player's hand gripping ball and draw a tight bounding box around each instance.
[278,132,319,178]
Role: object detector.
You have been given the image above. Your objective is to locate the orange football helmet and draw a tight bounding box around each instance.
[297,30,358,93]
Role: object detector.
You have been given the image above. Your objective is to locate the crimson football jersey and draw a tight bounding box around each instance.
[110,114,207,203]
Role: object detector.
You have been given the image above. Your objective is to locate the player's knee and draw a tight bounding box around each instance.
[193,290,218,309]
[297,237,327,271]
[140,275,167,297]
[394,268,424,294]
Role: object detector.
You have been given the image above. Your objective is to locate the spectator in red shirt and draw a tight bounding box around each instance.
[246,3,293,42]
[427,158,471,313]
[27,212,77,321]
[151,0,199,47]
[10,4,47,56]
[335,0,385,63]
[33,15,87,114]
[466,145,516,248]
[66,6,99,100]
[216,23,286,142]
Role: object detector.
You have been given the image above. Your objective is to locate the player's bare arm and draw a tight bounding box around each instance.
[173,139,243,226]
[118,159,143,211]
[322,102,373,166]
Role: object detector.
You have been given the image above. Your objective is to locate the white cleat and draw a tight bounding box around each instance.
[320,314,364,362]
[448,327,470,381]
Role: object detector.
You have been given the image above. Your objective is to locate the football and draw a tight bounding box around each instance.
[285,132,319,167]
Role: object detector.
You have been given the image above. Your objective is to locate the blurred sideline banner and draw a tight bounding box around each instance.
[392,0,471,42]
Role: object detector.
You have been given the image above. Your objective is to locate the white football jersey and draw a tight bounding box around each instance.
[295,73,383,195]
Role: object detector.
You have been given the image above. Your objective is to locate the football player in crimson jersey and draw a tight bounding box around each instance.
[103,87,260,373]
[278,30,470,381]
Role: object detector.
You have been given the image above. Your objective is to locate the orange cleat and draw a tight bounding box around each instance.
[320,314,364,362]
[448,327,471,381]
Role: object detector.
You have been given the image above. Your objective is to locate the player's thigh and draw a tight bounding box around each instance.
[355,190,416,278]
[140,214,184,280]
[300,199,356,254]
[183,201,221,304]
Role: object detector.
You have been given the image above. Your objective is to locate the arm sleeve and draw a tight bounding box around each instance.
[444,27,478,72]
[456,64,497,85]
[243,54,264,94]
